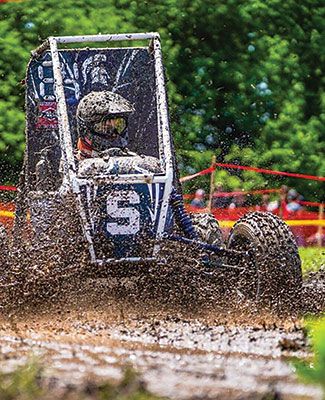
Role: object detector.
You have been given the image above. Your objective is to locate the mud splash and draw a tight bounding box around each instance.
[0,303,322,400]
[0,244,324,399]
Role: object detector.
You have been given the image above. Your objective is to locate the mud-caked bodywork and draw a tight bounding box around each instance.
[18,33,181,264]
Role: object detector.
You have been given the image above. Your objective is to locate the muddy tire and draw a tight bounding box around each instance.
[227,211,302,310]
[191,213,223,246]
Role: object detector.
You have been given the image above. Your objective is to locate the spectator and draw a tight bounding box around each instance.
[285,188,305,246]
[229,189,246,209]
[256,193,280,213]
[256,193,270,212]
[190,188,206,209]
[286,188,303,213]
[279,185,289,217]
[212,182,229,209]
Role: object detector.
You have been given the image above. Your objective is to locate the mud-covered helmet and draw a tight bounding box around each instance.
[77,91,134,151]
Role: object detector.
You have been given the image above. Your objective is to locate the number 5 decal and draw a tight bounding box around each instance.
[106,190,140,235]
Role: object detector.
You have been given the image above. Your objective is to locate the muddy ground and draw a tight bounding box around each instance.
[0,259,324,400]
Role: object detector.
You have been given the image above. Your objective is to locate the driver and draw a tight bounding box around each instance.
[76,90,134,159]
[76,91,161,174]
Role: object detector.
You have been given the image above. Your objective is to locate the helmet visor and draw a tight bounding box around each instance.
[93,116,127,136]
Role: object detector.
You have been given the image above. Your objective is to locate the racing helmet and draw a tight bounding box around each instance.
[77,91,134,151]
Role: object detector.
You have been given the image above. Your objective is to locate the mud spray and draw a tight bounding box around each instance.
[0,208,324,399]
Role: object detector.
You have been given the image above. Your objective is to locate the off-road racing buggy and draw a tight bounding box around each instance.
[10,33,302,308]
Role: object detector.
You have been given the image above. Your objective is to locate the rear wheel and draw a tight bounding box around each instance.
[227,212,302,310]
[190,212,223,246]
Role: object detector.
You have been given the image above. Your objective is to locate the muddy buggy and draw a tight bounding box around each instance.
[12,33,301,308]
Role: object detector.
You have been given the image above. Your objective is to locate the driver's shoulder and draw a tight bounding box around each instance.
[77,152,161,176]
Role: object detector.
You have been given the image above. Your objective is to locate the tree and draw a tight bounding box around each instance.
[126,0,324,199]
[0,0,323,200]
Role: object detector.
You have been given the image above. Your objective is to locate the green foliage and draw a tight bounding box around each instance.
[0,361,44,400]
[0,362,163,400]
[299,247,325,275]
[293,317,325,397]
[0,0,324,201]
[87,367,162,400]
[127,0,324,199]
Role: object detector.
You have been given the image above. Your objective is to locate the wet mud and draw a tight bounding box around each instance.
[0,258,324,399]
[0,322,321,400]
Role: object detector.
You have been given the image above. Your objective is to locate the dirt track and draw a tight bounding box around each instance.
[0,267,324,400]
[0,315,320,400]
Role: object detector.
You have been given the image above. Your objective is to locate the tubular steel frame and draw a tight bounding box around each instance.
[48,33,174,264]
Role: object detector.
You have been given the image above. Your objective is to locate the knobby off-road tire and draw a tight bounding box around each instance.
[227,211,302,310]
[190,213,223,247]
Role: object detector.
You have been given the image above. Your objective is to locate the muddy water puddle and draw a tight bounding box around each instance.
[0,267,324,399]
[0,308,322,400]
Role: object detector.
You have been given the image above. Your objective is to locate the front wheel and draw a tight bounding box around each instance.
[227,212,302,310]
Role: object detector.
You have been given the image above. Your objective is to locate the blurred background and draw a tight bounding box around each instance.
[0,0,324,201]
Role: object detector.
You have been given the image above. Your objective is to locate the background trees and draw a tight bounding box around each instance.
[0,0,323,199]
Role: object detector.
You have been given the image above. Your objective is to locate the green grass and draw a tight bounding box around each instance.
[299,247,325,275]
[293,317,325,398]
[0,361,43,400]
[0,362,163,400]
